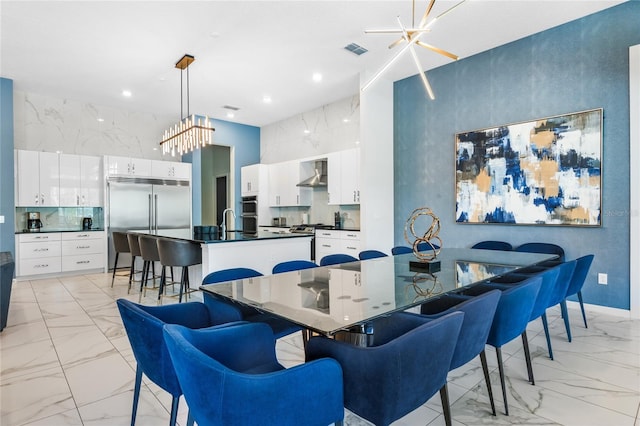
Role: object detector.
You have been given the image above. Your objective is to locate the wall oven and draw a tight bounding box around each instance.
[241,196,258,237]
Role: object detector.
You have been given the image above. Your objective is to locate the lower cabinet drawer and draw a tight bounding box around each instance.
[62,254,105,272]
[19,257,62,275]
[19,241,62,259]
[61,239,104,255]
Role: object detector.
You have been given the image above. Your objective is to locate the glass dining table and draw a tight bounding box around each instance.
[199,248,557,337]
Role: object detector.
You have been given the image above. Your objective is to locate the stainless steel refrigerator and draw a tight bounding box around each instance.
[107,177,192,269]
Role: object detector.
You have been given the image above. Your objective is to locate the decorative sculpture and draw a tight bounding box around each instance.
[404,207,442,272]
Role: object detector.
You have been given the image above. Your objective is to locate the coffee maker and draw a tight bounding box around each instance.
[82,217,93,230]
[27,212,43,232]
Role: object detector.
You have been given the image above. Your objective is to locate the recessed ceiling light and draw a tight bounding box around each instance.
[97,118,104,122]
[263,95,272,104]
[122,90,132,97]
[343,118,350,123]
[312,72,322,82]
[226,112,235,119]
[303,129,311,134]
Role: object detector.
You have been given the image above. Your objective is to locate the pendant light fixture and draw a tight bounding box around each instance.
[160,54,215,156]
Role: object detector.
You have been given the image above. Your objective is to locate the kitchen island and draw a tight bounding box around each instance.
[133,228,313,283]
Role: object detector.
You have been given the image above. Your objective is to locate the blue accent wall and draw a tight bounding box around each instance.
[394,2,640,310]
[0,78,15,255]
[184,117,260,228]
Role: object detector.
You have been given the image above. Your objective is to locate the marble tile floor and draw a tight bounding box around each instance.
[1,272,639,426]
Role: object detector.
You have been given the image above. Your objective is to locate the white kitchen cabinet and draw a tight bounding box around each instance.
[151,160,191,180]
[241,164,266,197]
[61,231,106,272]
[315,230,361,262]
[80,155,103,206]
[327,148,360,205]
[59,154,81,206]
[268,161,311,207]
[16,233,62,276]
[16,150,60,207]
[106,155,152,177]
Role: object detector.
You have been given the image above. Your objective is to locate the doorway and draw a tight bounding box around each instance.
[215,175,228,227]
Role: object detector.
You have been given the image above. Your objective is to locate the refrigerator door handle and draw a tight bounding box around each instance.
[154,194,159,233]
[148,194,153,233]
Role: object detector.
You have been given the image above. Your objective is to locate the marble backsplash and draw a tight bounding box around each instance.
[15,207,104,232]
[260,95,360,164]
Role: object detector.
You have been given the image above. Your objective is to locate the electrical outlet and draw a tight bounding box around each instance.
[598,273,608,285]
[0,215,4,224]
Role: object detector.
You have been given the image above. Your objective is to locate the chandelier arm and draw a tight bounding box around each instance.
[361,31,422,92]
[409,44,435,100]
[417,0,437,29]
[415,41,459,60]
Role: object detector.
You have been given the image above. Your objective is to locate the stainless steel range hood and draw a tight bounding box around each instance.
[297,160,327,187]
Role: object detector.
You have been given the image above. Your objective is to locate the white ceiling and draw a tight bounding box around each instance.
[0,1,626,127]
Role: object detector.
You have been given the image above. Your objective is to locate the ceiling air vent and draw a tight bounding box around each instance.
[344,43,368,56]
[223,105,240,111]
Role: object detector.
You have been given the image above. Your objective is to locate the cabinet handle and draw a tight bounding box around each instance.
[76,245,90,249]
[297,194,299,204]
[35,264,49,268]
[35,194,39,204]
[76,260,90,264]
[357,190,360,202]
[34,236,49,240]
[322,244,331,248]
[77,234,90,237]
[81,195,86,205]
[346,246,357,250]
[347,234,357,237]
[327,192,331,203]
[41,193,45,204]
[353,190,356,202]
[34,248,49,252]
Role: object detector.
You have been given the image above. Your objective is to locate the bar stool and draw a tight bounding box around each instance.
[126,233,144,294]
[137,234,163,302]
[111,231,131,288]
[157,238,202,303]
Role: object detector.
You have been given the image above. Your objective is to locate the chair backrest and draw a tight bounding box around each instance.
[116,299,213,397]
[420,290,501,370]
[544,260,576,308]
[358,250,388,260]
[515,242,565,261]
[472,240,513,251]
[565,254,594,297]
[138,234,161,262]
[272,260,317,274]
[157,238,202,268]
[164,322,344,426]
[202,267,263,284]
[486,276,542,347]
[126,233,142,257]
[112,231,130,253]
[319,253,358,266]
[391,245,413,255]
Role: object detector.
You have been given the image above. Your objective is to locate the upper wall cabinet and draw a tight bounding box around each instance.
[16,150,60,207]
[328,148,360,205]
[268,161,312,207]
[241,164,267,197]
[151,160,191,180]
[105,155,152,177]
[58,154,103,206]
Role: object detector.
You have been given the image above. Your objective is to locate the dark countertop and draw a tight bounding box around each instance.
[130,229,312,244]
[15,228,106,234]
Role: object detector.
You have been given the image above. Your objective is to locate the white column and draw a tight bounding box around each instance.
[630,44,639,318]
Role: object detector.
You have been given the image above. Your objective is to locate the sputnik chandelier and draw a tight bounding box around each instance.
[160,54,215,156]
[362,0,464,99]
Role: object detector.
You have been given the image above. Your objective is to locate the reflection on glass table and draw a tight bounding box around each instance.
[200,248,556,336]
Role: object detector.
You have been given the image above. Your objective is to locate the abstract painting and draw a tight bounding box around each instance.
[455,109,602,226]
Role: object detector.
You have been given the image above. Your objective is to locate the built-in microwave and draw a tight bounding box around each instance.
[241,196,258,236]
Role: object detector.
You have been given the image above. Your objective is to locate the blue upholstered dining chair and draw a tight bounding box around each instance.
[471,240,513,251]
[561,254,594,337]
[319,253,358,266]
[419,290,501,416]
[202,268,305,341]
[306,311,464,426]
[272,259,317,274]
[358,249,388,260]
[163,322,344,426]
[116,299,241,426]
[515,242,565,262]
[459,276,542,415]
[391,242,440,255]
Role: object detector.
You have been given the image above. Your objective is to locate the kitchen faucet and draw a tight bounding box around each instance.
[220,208,236,240]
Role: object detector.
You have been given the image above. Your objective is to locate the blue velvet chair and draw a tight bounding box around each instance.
[202,268,305,341]
[515,242,565,262]
[306,311,464,426]
[358,249,388,260]
[163,322,344,426]
[419,290,502,416]
[562,254,594,337]
[272,260,317,274]
[471,240,513,251]
[319,253,358,266]
[116,299,241,426]
[459,276,542,415]
[391,242,440,255]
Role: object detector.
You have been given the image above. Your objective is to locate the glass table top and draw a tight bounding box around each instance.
[200,248,556,336]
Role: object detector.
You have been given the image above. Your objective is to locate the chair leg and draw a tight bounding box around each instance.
[128,255,136,294]
[138,260,148,302]
[479,350,496,416]
[541,313,554,360]
[111,252,119,287]
[495,347,509,416]
[560,300,572,342]
[439,383,453,426]
[131,365,143,426]
[577,291,588,328]
[186,410,195,426]
[521,330,535,385]
[169,396,179,426]
[178,267,186,303]
[157,267,166,304]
